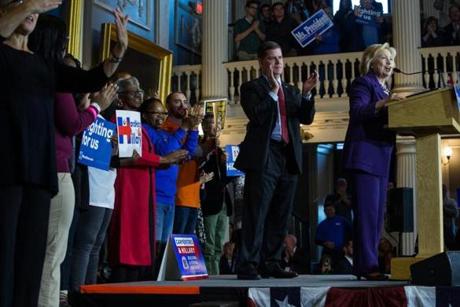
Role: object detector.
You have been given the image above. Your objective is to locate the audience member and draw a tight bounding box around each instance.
[266,2,299,56]
[334,0,363,52]
[281,234,310,274]
[140,95,201,275]
[285,0,309,23]
[443,4,460,45]
[219,242,236,274]
[355,0,384,47]
[200,114,234,275]
[422,16,445,47]
[334,240,353,274]
[315,202,352,268]
[234,0,266,60]
[259,3,272,28]
[443,184,458,250]
[108,78,188,282]
[324,178,352,223]
[0,3,127,306]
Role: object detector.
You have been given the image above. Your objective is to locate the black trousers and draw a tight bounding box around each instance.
[238,142,298,268]
[0,185,51,307]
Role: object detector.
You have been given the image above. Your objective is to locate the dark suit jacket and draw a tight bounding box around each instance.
[342,73,395,177]
[234,77,315,174]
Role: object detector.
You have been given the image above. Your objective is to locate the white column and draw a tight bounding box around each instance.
[395,136,417,256]
[202,0,229,99]
[392,0,424,94]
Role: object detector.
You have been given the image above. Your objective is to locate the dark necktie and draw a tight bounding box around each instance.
[278,86,289,144]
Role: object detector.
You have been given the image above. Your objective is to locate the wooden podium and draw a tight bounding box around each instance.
[387,88,459,280]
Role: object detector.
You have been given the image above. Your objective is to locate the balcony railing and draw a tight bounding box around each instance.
[172,46,460,104]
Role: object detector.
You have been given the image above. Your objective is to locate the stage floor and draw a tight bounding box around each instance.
[75,275,410,306]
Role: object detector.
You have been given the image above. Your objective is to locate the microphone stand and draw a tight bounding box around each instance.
[394,68,446,88]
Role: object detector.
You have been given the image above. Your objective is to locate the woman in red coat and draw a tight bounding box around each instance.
[108,76,187,281]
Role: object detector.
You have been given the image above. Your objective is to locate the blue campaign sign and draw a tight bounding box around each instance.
[455,84,460,110]
[78,116,115,171]
[225,145,244,177]
[291,9,334,48]
[354,5,382,26]
[171,234,208,280]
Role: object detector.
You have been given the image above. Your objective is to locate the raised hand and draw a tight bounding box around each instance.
[25,0,63,14]
[302,70,318,95]
[265,64,280,93]
[164,149,189,164]
[199,171,214,184]
[113,8,129,57]
[91,83,119,111]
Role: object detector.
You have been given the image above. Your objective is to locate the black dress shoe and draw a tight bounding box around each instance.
[259,263,298,279]
[237,263,260,280]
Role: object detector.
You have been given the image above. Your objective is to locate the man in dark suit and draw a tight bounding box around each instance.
[234,41,317,280]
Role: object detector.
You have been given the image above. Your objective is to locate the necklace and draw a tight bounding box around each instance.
[378,80,390,96]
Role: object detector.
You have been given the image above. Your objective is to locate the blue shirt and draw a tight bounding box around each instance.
[143,123,199,205]
[315,215,351,251]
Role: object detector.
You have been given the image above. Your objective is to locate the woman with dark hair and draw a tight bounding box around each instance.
[108,77,189,282]
[422,16,444,47]
[334,0,363,52]
[0,2,128,306]
[29,15,119,307]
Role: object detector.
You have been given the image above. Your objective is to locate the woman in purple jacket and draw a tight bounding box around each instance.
[342,43,403,281]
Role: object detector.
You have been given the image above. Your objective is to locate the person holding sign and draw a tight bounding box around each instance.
[342,43,404,281]
[234,41,317,280]
[140,96,201,276]
[0,2,128,306]
[108,77,188,282]
[354,0,384,47]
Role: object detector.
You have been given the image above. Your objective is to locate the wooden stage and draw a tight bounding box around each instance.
[73,275,417,306]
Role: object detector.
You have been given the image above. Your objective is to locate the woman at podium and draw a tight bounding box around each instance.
[342,43,403,281]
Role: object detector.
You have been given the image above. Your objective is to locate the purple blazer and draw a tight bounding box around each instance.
[342,73,395,177]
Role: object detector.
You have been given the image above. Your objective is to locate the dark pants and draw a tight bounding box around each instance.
[350,171,387,275]
[173,206,198,235]
[0,185,51,307]
[70,206,112,291]
[238,142,298,269]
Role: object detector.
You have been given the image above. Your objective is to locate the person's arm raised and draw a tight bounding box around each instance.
[102,8,128,77]
[0,0,62,38]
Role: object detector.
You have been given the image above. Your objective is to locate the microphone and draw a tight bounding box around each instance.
[393,67,446,87]
[393,68,422,75]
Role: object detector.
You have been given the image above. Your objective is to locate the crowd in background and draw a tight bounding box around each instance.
[232,0,460,61]
[232,0,391,60]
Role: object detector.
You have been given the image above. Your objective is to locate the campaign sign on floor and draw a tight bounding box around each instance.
[78,116,115,170]
[291,9,333,48]
[115,110,142,158]
[225,145,244,177]
[354,5,382,26]
[157,234,208,281]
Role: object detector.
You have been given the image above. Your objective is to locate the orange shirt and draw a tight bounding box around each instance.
[162,117,201,208]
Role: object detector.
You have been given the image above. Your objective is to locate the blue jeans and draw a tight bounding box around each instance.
[173,206,198,235]
[69,206,112,291]
[155,203,175,243]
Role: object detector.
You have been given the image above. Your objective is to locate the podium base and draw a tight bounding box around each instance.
[390,256,427,280]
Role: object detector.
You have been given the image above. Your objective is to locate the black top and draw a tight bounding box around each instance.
[0,39,108,194]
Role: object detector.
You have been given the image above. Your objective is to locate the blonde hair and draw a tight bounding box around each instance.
[359,43,396,76]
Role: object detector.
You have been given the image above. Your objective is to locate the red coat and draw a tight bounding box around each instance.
[109,127,160,266]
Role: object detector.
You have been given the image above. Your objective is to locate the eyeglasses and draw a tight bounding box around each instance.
[119,90,144,98]
[249,5,258,9]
